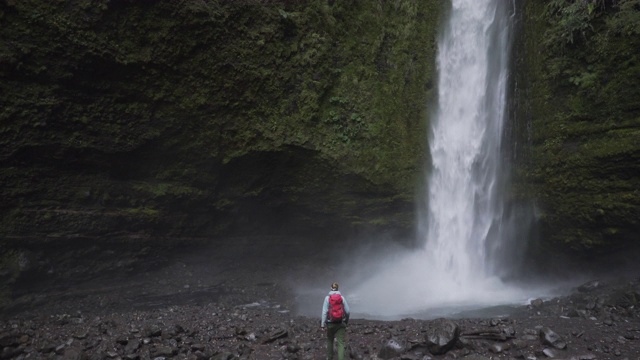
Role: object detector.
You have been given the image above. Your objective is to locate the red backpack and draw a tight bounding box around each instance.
[328,293,344,322]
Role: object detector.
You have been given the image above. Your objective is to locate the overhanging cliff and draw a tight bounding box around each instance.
[0,1,442,241]
[0,0,444,302]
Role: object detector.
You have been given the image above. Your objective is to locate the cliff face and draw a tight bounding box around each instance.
[515,0,640,262]
[0,0,443,300]
[0,0,442,239]
[2,0,639,305]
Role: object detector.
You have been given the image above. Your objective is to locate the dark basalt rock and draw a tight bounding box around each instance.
[424,318,459,355]
[1,248,640,359]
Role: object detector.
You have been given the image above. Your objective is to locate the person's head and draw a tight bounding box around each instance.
[331,282,339,291]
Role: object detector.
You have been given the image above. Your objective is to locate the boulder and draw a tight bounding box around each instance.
[539,327,566,349]
[577,280,602,293]
[378,338,405,359]
[424,318,460,355]
[530,298,544,309]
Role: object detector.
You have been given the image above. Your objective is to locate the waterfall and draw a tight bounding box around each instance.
[423,0,512,289]
[291,0,571,319]
[348,0,544,317]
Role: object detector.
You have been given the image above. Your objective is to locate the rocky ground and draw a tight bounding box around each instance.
[1,240,639,360]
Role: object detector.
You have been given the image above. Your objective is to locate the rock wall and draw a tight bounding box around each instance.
[3,0,638,305]
[0,0,443,301]
[514,0,640,263]
[0,1,443,239]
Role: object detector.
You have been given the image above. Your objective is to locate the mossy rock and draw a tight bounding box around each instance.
[514,0,640,258]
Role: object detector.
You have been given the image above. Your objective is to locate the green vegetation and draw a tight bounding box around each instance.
[0,1,443,246]
[515,0,640,257]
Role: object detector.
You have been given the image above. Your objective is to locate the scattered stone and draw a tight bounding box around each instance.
[542,347,557,357]
[152,345,175,357]
[424,318,460,355]
[125,339,140,353]
[531,298,544,308]
[0,346,24,359]
[578,280,602,293]
[539,327,565,349]
[461,355,491,360]
[378,338,404,359]
[146,325,162,337]
[210,352,234,360]
[488,342,509,353]
[1,257,640,360]
[575,354,597,359]
[261,329,288,344]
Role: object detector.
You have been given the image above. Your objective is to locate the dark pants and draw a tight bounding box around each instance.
[326,322,346,360]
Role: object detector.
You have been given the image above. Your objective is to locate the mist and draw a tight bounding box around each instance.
[292,234,589,320]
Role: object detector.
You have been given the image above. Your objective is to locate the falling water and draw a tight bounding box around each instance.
[345,0,555,317]
[423,0,512,291]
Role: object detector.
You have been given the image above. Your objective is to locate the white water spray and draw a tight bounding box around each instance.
[423,0,511,292]
[347,0,555,317]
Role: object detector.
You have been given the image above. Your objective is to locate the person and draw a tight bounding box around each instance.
[321,282,350,360]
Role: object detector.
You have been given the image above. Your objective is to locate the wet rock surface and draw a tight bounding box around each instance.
[1,246,639,360]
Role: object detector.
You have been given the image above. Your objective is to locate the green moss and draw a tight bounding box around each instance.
[121,207,161,218]
[0,0,444,250]
[516,0,640,256]
[132,182,203,198]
